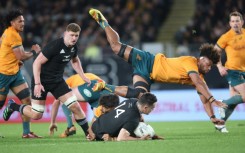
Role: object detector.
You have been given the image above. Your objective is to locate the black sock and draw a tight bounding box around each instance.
[10,103,20,112]
[75,118,89,136]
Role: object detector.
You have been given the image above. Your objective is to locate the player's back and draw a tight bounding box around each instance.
[66,73,102,87]
[92,99,141,139]
[151,54,199,85]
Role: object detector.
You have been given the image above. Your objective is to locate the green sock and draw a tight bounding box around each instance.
[99,21,109,30]
[105,84,116,93]
[22,121,30,135]
[222,95,243,105]
[62,104,73,128]
[222,104,237,121]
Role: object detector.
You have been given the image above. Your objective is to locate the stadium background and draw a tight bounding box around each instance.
[0,0,244,123]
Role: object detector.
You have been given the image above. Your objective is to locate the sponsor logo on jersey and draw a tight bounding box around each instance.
[64,55,70,58]
[83,89,92,97]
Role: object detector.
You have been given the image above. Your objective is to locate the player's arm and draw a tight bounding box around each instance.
[189,72,227,108]
[33,52,47,98]
[13,44,41,61]
[49,99,61,135]
[117,128,150,141]
[199,94,225,125]
[214,44,228,76]
[70,56,91,85]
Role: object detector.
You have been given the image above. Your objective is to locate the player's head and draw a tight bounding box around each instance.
[198,43,220,74]
[137,92,157,115]
[229,11,244,33]
[99,93,119,114]
[6,9,24,32]
[64,23,81,47]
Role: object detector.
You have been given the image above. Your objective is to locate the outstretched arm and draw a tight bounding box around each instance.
[189,73,227,123]
[189,73,227,108]
[117,128,151,141]
[49,99,60,135]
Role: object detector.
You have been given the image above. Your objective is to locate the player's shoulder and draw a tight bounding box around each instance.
[43,38,63,51]
[4,27,20,38]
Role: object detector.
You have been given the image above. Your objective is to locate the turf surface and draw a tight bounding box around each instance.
[0,121,244,153]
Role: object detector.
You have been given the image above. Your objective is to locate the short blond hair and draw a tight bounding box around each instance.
[66,23,81,32]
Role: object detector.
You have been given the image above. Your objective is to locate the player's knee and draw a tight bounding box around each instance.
[63,95,78,108]
[31,103,45,119]
[125,87,147,98]
[31,113,43,120]
[16,88,30,101]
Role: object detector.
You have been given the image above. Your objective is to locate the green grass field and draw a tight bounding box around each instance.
[0,121,244,153]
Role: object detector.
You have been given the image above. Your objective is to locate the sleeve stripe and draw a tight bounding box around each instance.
[12,45,22,49]
[187,71,198,75]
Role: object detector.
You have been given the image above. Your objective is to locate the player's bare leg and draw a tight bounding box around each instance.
[89,8,133,62]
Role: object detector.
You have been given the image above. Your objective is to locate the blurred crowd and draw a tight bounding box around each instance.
[0,0,172,59]
[175,0,244,55]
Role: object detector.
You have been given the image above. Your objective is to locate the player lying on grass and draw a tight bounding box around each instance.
[89,8,228,126]
[87,93,163,141]
[49,73,127,137]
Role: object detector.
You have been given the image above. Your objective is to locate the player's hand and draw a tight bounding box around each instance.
[210,118,225,125]
[212,100,227,108]
[86,128,95,141]
[139,134,151,140]
[217,65,228,76]
[49,123,58,136]
[152,134,164,140]
[34,84,45,98]
[102,134,111,141]
[18,61,24,67]
[83,77,91,86]
[31,44,41,54]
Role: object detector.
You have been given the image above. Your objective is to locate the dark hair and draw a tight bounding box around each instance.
[66,23,81,32]
[99,94,119,108]
[138,92,157,106]
[230,11,243,21]
[199,43,220,64]
[5,9,23,27]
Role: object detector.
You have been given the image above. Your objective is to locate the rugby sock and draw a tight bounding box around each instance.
[62,104,73,128]
[100,21,109,30]
[222,95,243,105]
[105,84,116,92]
[75,118,89,136]
[221,104,237,121]
[10,103,20,112]
[22,121,30,135]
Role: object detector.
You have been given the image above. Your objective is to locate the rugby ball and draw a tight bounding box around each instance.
[134,122,155,138]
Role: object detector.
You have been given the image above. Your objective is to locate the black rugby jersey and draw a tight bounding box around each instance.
[40,38,78,83]
[92,98,141,140]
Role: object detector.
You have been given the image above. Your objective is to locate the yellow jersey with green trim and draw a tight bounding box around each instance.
[150,54,204,85]
[65,73,101,88]
[217,29,245,71]
[0,27,22,75]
